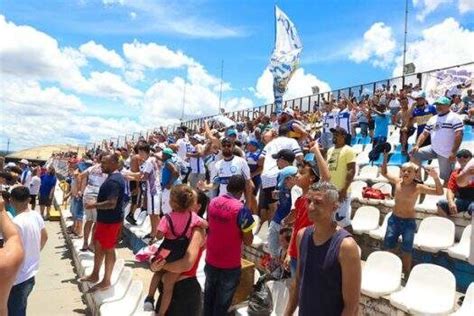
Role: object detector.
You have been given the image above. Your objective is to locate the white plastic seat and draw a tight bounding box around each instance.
[352,144,364,155]
[349,180,368,202]
[84,258,124,288]
[369,212,393,240]
[415,189,446,213]
[100,280,143,316]
[389,264,456,315]
[355,165,379,182]
[450,282,474,315]
[361,251,402,298]
[351,206,380,234]
[413,217,455,252]
[447,225,472,261]
[356,151,370,166]
[94,267,133,305]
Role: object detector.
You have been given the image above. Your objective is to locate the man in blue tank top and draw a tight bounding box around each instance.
[285,181,361,316]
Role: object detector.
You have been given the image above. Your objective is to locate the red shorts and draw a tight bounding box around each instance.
[94,222,121,250]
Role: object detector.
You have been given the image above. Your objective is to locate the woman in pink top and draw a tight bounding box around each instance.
[147,185,207,316]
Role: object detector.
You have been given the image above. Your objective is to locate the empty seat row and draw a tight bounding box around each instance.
[351,206,471,261]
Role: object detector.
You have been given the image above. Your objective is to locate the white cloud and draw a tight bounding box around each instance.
[413,0,451,21]
[458,0,474,13]
[124,68,145,83]
[123,40,195,69]
[392,18,474,76]
[0,15,141,103]
[102,0,125,5]
[129,12,137,20]
[79,40,125,68]
[255,68,331,104]
[349,22,396,68]
[223,97,254,112]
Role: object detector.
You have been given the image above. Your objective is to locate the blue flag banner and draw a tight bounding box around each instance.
[269,6,303,114]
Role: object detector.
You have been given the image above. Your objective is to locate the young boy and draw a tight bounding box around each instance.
[267,166,298,261]
[381,152,443,274]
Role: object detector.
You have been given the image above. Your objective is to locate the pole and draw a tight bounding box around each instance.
[6,138,10,153]
[402,0,408,86]
[218,60,224,114]
[180,75,187,123]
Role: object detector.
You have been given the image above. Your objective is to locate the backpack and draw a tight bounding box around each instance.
[155,212,192,263]
[362,186,386,200]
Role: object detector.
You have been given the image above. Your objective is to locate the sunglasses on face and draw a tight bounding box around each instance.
[457,154,471,159]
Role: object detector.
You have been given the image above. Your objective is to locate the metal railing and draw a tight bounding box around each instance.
[85,61,473,151]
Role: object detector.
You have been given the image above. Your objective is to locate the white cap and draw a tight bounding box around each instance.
[19,159,29,165]
[282,107,294,117]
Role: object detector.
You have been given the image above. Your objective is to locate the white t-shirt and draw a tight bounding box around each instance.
[176,138,191,162]
[29,176,41,195]
[237,131,249,144]
[424,111,464,158]
[13,210,45,285]
[84,164,107,197]
[141,157,160,196]
[260,136,303,189]
[389,99,400,109]
[212,156,251,196]
[21,169,32,187]
[322,111,338,134]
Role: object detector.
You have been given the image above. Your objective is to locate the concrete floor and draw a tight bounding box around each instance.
[28,221,89,316]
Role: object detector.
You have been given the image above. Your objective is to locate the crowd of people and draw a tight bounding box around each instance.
[0,82,473,316]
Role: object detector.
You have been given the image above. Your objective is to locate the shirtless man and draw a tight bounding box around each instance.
[396,95,415,154]
[381,152,443,274]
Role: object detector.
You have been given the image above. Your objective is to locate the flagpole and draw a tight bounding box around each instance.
[218,60,224,115]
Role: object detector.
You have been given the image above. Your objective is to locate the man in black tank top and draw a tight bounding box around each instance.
[285,181,361,316]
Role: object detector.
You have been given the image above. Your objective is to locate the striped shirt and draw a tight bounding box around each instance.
[336,110,351,134]
[425,111,464,158]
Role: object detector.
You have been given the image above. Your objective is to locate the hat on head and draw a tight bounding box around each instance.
[281,107,294,117]
[248,140,259,148]
[162,148,174,156]
[457,149,472,158]
[226,129,237,137]
[19,159,29,165]
[6,162,16,168]
[434,96,451,106]
[191,134,204,142]
[278,166,298,188]
[330,126,348,136]
[272,149,296,163]
[221,137,233,145]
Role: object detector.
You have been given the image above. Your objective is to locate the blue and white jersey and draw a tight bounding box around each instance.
[336,110,351,134]
[245,151,261,173]
[189,144,205,175]
[212,156,251,196]
[140,157,159,196]
[322,111,338,134]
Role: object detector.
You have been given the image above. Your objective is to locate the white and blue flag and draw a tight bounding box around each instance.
[269,6,303,113]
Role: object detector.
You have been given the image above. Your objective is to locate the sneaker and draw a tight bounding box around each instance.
[143,296,155,311]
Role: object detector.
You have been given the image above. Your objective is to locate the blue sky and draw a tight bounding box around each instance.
[1,0,473,151]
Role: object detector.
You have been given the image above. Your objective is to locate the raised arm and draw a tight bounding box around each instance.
[381,151,398,184]
[418,168,443,195]
[310,142,330,182]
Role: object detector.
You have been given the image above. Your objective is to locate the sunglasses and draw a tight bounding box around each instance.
[456,154,471,159]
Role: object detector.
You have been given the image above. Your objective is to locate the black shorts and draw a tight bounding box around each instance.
[39,194,53,207]
[29,195,37,204]
[368,120,375,130]
[156,277,202,316]
[259,186,277,210]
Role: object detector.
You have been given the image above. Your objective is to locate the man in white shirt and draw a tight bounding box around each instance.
[187,135,206,188]
[28,168,41,210]
[258,125,303,228]
[19,159,32,188]
[411,96,464,182]
[7,186,48,316]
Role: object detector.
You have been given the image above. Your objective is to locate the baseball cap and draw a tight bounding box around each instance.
[247,140,259,148]
[278,166,298,188]
[456,149,472,158]
[281,107,294,117]
[162,148,174,156]
[272,149,296,163]
[221,137,233,145]
[434,96,451,106]
[19,159,29,165]
[330,126,348,135]
[226,129,237,137]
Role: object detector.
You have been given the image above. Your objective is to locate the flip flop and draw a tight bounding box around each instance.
[87,284,111,293]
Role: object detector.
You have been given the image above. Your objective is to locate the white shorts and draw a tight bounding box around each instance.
[161,188,172,215]
[147,192,161,216]
[83,194,97,222]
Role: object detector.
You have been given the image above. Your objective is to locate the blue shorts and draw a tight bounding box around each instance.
[437,198,473,215]
[71,197,84,221]
[383,214,417,253]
